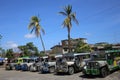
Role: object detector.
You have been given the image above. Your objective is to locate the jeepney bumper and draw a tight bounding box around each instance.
[83,69,100,75]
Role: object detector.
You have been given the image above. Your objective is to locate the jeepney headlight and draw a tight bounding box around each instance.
[95,62,99,66]
[95,62,100,68]
[83,66,87,69]
[95,62,98,65]
[86,62,89,66]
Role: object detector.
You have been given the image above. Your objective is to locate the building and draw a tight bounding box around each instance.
[90,42,120,51]
[90,42,109,51]
[61,38,87,54]
[51,45,63,54]
[112,43,120,49]
[50,38,87,54]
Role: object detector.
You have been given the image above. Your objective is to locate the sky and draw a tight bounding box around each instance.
[0,0,120,51]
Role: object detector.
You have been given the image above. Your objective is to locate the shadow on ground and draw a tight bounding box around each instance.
[79,70,120,79]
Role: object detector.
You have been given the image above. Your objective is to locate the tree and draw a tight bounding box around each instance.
[26,42,39,56]
[0,35,4,57]
[75,40,92,53]
[39,51,46,57]
[28,16,46,54]
[18,45,28,56]
[6,49,14,59]
[59,5,79,53]
[18,42,39,56]
[0,48,5,57]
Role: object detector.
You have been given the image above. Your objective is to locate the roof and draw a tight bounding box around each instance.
[51,45,62,49]
[105,50,120,53]
[61,38,87,42]
[63,53,90,57]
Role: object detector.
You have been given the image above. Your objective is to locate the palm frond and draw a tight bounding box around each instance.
[35,27,40,37]
[64,5,72,15]
[71,13,79,25]
[59,11,67,16]
[30,27,35,33]
[39,25,45,35]
[41,27,45,35]
[62,17,72,29]
[31,16,40,23]
[62,20,66,28]
[28,22,35,29]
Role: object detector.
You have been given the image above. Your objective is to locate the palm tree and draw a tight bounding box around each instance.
[59,5,79,53]
[28,16,46,54]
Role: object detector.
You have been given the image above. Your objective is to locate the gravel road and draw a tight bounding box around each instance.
[0,68,120,80]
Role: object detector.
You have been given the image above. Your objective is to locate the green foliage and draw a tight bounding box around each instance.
[18,42,39,57]
[39,51,46,57]
[6,49,14,59]
[0,34,2,39]
[104,44,112,50]
[0,48,5,57]
[75,40,92,53]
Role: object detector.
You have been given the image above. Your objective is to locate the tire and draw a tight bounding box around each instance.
[30,66,37,72]
[75,59,81,67]
[101,67,107,78]
[39,69,43,74]
[12,66,16,70]
[68,67,74,75]
[29,66,32,71]
[54,71,58,75]
[49,67,55,73]
[22,64,29,71]
[6,65,10,70]
[37,66,40,71]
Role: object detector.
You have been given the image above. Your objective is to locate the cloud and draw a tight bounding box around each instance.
[24,33,35,39]
[84,32,92,36]
[4,41,18,49]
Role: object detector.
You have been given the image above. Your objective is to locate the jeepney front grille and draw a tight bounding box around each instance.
[86,62,99,69]
[56,61,68,72]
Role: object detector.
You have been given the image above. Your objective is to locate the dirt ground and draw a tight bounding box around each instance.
[0,67,120,80]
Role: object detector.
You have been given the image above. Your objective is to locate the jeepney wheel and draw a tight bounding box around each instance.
[39,68,43,74]
[68,67,74,75]
[75,59,81,67]
[101,67,107,78]
[12,66,16,70]
[6,65,11,70]
[29,66,32,71]
[54,71,58,75]
[37,66,41,71]
[49,67,55,73]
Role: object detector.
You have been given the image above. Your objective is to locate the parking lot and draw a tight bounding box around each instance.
[0,68,120,80]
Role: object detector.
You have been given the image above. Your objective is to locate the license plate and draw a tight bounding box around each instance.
[59,70,62,72]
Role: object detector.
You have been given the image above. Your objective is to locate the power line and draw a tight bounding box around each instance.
[43,3,120,36]
[81,3,120,21]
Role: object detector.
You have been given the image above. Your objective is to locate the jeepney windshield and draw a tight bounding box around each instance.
[49,57,56,62]
[29,59,35,63]
[91,53,106,60]
[23,59,29,63]
[63,56,74,61]
[17,58,23,63]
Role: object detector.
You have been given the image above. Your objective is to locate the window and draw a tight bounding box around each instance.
[64,48,68,52]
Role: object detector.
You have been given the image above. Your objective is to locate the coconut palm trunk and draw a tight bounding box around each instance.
[39,34,46,53]
[68,27,71,53]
